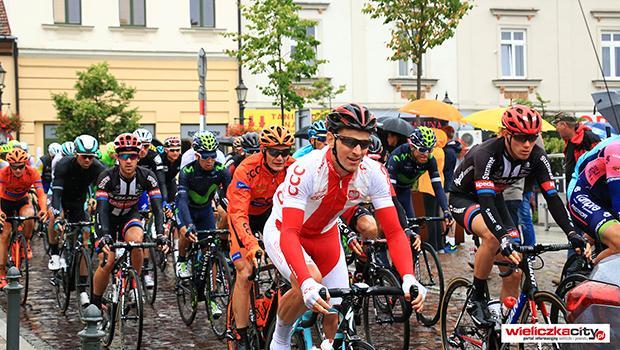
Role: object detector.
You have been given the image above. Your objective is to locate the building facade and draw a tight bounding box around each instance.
[5,0,239,154]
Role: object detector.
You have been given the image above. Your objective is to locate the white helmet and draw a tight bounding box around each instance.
[74,134,99,154]
[48,142,62,156]
[61,141,75,156]
[133,128,153,144]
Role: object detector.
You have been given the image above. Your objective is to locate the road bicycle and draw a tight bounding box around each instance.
[5,216,38,305]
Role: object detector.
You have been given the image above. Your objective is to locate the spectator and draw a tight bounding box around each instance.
[443,139,462,193]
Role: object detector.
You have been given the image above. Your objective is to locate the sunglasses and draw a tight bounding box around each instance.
[10,164,25,170]
[511,133,538,144]
[118,153,140,161]
[167,148,181,153]
[141,144,151,149]
[315,136,327,142]
[334,134,371,150]
[77,154,95,160]
[245,148,260,154]
[198,151,217,159]
[410,144,434,154]
[266,148,291,158]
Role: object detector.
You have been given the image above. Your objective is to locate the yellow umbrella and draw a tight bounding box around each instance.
[399,99,463,123]
[464,108,555,132]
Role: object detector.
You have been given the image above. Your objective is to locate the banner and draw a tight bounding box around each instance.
[245,109,296,132]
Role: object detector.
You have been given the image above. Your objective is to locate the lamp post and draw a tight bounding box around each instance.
[442,91,453,105]
[236,82,248,126]
[0,63,7,114]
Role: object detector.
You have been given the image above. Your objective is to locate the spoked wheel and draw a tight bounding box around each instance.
[264,317,315,350]
[361,268,410,350]
[141,246,158,305]
[441,277,485,350]
[225,284,262,350]
[176,255,198,327]
[101,282,118,347]
[74,247,93,322]
[206,252,233,338]
[414,242,444,326]
[52,246,70,311]
[517,291,568,350]
[17,236,30,305]
[120,269,144,350]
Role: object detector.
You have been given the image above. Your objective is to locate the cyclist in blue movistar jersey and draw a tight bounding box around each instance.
[292,120,327,159]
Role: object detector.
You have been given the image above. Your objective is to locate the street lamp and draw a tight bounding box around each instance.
[236,82,248,125]
[442,91,453,105]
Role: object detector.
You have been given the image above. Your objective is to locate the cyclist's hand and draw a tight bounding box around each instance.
[405,228,422,252]
[300,279,330,314]
[246,245,263,268]
[38,209,48,223]
[53,218,65,233]
[156,234,171,254]
[444,212,455,227]
[88,198,97,211]
[347,235,364,257]
[185,225,198,243]
[95,234,113,255]
[500,231,521,265]
[567,231,587,254]
[402,274,427,313]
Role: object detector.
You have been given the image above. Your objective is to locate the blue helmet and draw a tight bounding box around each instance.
[308,120,327,139]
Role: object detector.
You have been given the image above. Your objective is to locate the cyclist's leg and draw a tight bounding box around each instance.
[92,216,121,309]
[228,219,255,342]
[0,200,19,279]
[349,206,378,240]
[19,202,35,240]
[122,215,144,274]
[494,194,521,300]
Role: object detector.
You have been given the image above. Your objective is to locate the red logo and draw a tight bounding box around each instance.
[595,330,606,341]
[288,185,298,196]
[475,180,495,190]
[348,190,360,200]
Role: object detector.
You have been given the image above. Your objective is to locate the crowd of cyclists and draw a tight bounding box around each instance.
[0,101,615,349]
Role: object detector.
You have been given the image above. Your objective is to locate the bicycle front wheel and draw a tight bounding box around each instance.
[516,291,568,350]
[18,235,30,305]
[414,242,444,326]
[141,246,158,305]
[441,277,484,350]
[53,246,70,312]
[206,251,233,337]
[75,247,93,322]
[120,268,144,350]
[361,268,410,350]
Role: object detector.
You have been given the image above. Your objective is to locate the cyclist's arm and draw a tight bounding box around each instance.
[145,170,165,236]
[50,161,66,212]
[533,151,575,234]
[385,147,403,187]
[152,154,168,202]
[176,168,193,228]
[427,158,449,212]
[473,151,513,239]
[95,174,111,238]
[32,171,47,212]
[227,169,259,250]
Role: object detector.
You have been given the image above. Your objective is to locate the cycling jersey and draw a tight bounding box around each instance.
[95,166,164,238]
[225,152,245,176]
[0,165,47,212]
[567,135,620,196]
[568,140,620,240]
[180,149,226,169]
[264,147,413,287]
[38,154,53,192]
[50,156,106,213]
[100,152,116,167]
[450,137,574,239]
[386,143,449,217]
[161,153,181,203]
[292,144,314,159]
[176,160,231,228]
[138,149,168,201]
[227,152,294,255]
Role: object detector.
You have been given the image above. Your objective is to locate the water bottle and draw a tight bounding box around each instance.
[501,296,518,322]
[487,299,501,321]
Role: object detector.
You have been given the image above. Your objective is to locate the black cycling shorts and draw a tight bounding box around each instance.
[97,211,143,242]
[1,197,31,217]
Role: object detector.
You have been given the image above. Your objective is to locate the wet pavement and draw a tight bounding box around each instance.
[1,227,569,349]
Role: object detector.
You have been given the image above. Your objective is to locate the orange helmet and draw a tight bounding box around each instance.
[6,148,29,164]
[259,125,294,147]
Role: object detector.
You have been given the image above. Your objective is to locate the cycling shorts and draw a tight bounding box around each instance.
[189,205,216,239]
[568,180,618,242]
[62,204,88,224]
[229,208,271,263]
[1,197,31,217]
[98,211,143,242]
[448,192,482,235]
[263,216,348,306]
[341,205,372,231]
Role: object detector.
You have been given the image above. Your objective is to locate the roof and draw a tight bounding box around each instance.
[0,0,10,36]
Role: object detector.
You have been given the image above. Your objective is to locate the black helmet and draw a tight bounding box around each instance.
[240,132,260,151]
[327,103,377,133]
[368,134,383,155]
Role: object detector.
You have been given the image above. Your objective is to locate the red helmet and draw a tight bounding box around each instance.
[327,103,377,133]
[502,105,542,135]
[114,133,141,152]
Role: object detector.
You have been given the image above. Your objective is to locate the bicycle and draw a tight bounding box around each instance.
[175,229,233,337]
[441,243,571,350]
[5,216,38,305]
[266,284,417,350]
[406,216,445,326]
[139,210,158,306]
[50,220,94,321]
[100,241,156,350]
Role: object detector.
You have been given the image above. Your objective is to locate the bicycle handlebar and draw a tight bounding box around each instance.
[516,243,572,254]
[6,216,38,222]
[407,216,444,226]
[65,221,94,228]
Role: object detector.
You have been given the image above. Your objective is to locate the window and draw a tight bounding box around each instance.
[602,33,620,78]
[190,0,215,28]
[53,0,81,24]
[291,26,317,64]
[500,30,526,78]
[139,124,156,138]
[398,58,423,77]
[44,124,60,151]
[119,0,146,26]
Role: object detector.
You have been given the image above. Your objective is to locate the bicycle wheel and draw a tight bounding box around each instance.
[560,254,590,280]
[225,283,262,350]
[18,235,30,305]
[351,340,376,349]
[176,253,197,326]
[74,247,93,321]
[120,268,144,350]
[264,316,307,349]
[206,251,233,337]
[53,246,70,311]
[516,291,568,350]
[141,246,158,305]
[414,242,444,326]
[361,268,410,350]
[101,282,118,347]
[441,277,485,350]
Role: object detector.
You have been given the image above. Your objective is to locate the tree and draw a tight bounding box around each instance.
[305,78,346,119]
[225,0,325,125]
[363,0,472,99]
[52,62,140,143]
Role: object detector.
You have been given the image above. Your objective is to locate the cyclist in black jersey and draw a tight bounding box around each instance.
[227,132,260,176]
[161,136,182,204]
[91,133,169,310]
[39,143,61,193]
[449,105,587,327]
[134,129,169,209]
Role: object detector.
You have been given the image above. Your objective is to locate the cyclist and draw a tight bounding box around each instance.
[161,136,182,204]
[449,105,586,327]
[39,142,62,193]
[52,141,75,176]
[227,125,295,349]
[265,104,425,350]
[228,132,260,176]
[0,148,48,288]
[224,136,244,169]
[367,133,386,163]
[100,142,117,168]
[91,133,169,310]
[292,120,327,159]
[387,126,452,225]
[175,131,231,316]
[134,128,168,210]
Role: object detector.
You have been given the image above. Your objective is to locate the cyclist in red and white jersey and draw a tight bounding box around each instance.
[265,104,425,349]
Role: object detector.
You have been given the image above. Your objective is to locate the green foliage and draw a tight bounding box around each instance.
[224,0,325,114]
[52,62,140,143]
[363,0,472,99]
[306,78,346,119]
